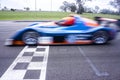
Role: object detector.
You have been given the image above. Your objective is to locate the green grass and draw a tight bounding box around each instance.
[82,13,120,20]
[0,11,120,20]
[0,11,73,20]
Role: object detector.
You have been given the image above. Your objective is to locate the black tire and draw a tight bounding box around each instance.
[22,31,39,45]
[92,31,109,44]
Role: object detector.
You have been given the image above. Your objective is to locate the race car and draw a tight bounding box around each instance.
[5,15,117,46]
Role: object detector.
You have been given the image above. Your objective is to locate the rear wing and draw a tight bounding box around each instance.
[94,16,120,27]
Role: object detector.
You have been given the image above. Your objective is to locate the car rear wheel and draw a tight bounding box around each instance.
[22,31,39,45]
[92,31,109,44]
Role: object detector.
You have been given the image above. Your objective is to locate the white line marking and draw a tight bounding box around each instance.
[78,47,109,77]
[0,46,50,80]
[39,46,49,80]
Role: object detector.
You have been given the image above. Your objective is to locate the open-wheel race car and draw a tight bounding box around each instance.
[5,15,117,46]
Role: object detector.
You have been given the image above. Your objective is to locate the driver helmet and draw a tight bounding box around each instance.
[59,16,75,26]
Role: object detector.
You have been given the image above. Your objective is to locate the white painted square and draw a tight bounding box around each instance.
[27,62,43,70]
[25,48,36,52]
[0,70,26,80]
[33,52,45,56]
[16,56,33,62]
[37,46,49,49]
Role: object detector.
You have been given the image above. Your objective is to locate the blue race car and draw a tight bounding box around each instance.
[5,15,117,45]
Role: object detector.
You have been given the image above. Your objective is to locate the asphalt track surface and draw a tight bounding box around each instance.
[0,21,120,80]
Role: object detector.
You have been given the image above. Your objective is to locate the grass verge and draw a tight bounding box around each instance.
[0,11,120,20]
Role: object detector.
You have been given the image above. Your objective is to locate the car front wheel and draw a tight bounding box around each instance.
[92,31,109,44]
[22,31,39,45]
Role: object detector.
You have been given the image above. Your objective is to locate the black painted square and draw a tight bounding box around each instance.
[28,46,37,48]
[31,56,43,62]
[13,63,29,70]
[24,70,41,79]
[22,52,34,56]
[36,48,45,51]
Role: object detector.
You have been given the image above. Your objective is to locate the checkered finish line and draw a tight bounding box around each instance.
[0,46,49,80]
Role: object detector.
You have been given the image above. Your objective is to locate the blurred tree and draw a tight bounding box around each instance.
[95,6,99,13]
[63,1,69,6]
[84,7,93,13]
[100,9,114,14]
[11,8,16,11]
[60,1,77,12]
[69,3,77,12]
[60,0,93,13]
[60,5,67,12]
[60,1,69,12]
[24,7,30,11]
[75,0,92,14]
[2,6,8,11]
[109,0,120,14]
[63,1,69,12]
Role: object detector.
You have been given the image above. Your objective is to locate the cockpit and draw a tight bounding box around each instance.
[55,16,75,26]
